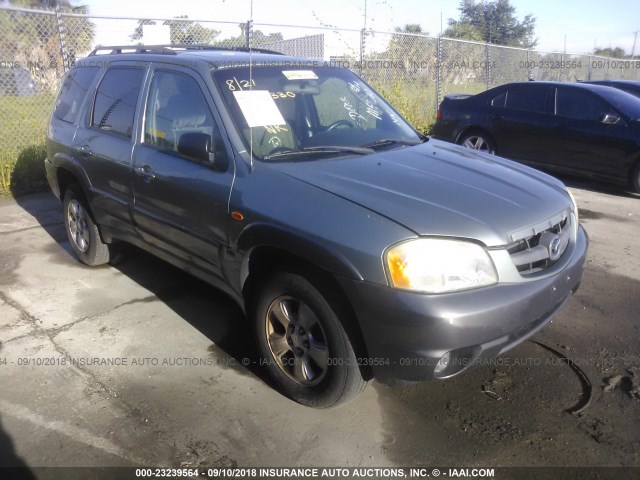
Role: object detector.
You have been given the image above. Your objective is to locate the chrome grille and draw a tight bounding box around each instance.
[508,216,570,275]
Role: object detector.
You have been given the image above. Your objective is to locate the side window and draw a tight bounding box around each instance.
[92,68,144,137]
[144,70,216,154]
[556,88,610,121]
[506,86,553,114]
[54,66,99,123]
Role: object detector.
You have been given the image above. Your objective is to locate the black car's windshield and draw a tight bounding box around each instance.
[212,65,422,160]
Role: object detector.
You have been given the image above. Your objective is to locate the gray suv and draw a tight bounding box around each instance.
[46,45,588,408]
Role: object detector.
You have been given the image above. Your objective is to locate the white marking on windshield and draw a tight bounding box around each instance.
[233,90,286,128]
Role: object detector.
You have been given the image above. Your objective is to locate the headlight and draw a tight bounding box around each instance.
[385,238,498,293]
[567,190,579,225]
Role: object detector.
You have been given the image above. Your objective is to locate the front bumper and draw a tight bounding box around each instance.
[338,225,589,383]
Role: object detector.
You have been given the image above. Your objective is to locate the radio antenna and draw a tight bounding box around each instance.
[248,0,254,172]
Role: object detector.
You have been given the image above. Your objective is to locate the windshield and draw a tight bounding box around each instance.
[211,66,422,160]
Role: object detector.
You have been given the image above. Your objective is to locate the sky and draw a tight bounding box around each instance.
[80,0,640,56]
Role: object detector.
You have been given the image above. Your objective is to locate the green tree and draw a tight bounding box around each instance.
[382,24,433,74]
[1,0,95,90]
[593,47,627,58]
[213,23,284,49]
[130,17,220,44]
[4,0,72,7]
[130,19,157,41]
[163,16,219,44]
[444,0,537,48]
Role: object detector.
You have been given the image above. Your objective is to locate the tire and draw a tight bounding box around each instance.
[458,131,496,154]
[253,272,368,408]
[63,184,110,266]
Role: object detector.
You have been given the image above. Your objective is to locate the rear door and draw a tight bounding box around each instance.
[73,65,146,236]
[131,66,234,275]
[490,84,555,165]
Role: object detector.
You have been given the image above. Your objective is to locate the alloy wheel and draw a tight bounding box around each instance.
[67,199,90,252]
[265,295,329,386]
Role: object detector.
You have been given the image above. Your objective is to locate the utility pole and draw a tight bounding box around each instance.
[363,0,367,30]
[632,31,639,59]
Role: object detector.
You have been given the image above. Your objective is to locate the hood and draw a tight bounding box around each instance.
[267,139,573,247]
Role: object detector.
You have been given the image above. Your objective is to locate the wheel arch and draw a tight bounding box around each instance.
[52,154,92,202]
[455,126,498,153]
[57,165,111,244]
[240,243,373,380]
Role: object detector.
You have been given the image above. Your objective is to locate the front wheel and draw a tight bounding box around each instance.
[63,185,110,266]
[458,131,496,154]
[253,272,368,408]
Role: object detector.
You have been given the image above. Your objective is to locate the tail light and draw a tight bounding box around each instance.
[436,104,442,120]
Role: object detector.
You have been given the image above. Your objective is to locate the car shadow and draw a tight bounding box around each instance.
[539,171,638,199]
[11,193,277,393]
[109,244,273,385]
[0,416,37,479]
[0,344,37,479]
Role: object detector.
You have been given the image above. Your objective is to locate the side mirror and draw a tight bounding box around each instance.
[177,132,228,171]
[600,113,620,125]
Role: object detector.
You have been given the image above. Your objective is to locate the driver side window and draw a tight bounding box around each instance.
[144,70,216,155]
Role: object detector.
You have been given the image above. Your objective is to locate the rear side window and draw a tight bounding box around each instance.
[506,86,553,113]
[92,68,144,137]
[54,67,99,123]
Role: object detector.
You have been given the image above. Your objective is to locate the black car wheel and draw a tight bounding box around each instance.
[254,271,368,408]
[63,185,111,266]
[459,131,496,154]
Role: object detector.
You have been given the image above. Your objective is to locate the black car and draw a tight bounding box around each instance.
[432,81,640,192]
[583,80,640,98]
[46,46,587,407]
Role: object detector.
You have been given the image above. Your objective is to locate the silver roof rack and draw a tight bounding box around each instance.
[88,44,284,56]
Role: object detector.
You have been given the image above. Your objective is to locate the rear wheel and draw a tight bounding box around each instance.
[63,185,110,266]
[458,131,496,154]
[253,272,368,408]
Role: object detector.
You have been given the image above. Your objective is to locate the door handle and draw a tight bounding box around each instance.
[77,145,92,157]
[490,114,502,120]
[134,165,156,182]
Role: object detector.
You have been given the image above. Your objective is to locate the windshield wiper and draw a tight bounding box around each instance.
[360,138,426,150]
[264,145,374,160]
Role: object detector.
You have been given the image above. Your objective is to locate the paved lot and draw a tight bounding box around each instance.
[0,180,639,474]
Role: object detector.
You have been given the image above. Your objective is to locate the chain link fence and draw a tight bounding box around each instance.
[1,4,639,194]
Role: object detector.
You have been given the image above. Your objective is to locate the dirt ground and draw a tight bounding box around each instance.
[0,178,638,479]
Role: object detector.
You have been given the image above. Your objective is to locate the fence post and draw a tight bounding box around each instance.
[435,36,442,115]
[245,20,252,49]
[527,49,532,80]
[359,28,366,76]
[54,5,69,73]
[587,55,592,81]
[484,43,490,90]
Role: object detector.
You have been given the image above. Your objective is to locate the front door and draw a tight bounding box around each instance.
[131,67,234,275]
